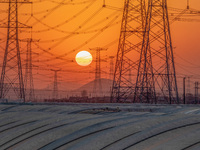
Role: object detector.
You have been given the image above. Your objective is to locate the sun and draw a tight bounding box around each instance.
[75,51,93,66]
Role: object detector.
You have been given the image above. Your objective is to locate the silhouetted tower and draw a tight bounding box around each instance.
[195,82,198,104]
[109,56,114,80]
[134,0,179,104]
[24,38,38,102]
[90,47,107,97]
[187,77,190,94]
[111,0,147,102]
[0,0,31,101]
[51,69,61,99]
[183,77,186,104]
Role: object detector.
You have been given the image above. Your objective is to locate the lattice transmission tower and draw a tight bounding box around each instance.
[134,0,179,104]
[111,0,147,102]
[24,38,37,102]
[51,69,61,100]
[90,47,107,97]
[0,0,31,101]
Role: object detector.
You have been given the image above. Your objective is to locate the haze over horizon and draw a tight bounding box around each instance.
[0,0,200,100]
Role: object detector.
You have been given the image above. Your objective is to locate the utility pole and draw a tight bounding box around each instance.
[183,77,186,104]
[187,77,191,94]
[0,0,32,102]
[90,47,107,97]
[195,82,198,104]
[51,69,61,100]
[134,0,179,104]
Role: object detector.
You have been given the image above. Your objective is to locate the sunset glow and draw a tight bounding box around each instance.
[0,0,199,101]
[75,51,92,66]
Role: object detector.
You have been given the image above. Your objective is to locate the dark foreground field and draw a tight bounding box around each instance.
[0,103,200,150]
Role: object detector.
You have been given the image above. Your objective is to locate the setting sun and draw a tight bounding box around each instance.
[75,51,93,66]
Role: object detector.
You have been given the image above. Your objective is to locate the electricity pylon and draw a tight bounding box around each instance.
[134,0,179,104]
[111,0,147,102]
[195,82,199,104]
[51,69,61,99]
[0,0,31,102]
[24,38,38,102]
[90,47,107,97]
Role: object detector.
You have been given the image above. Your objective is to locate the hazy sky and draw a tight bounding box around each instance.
[0,0,199,91]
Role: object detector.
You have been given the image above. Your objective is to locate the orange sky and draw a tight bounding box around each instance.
[0,0,200,93]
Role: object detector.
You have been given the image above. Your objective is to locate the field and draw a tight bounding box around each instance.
[0,103,200,150]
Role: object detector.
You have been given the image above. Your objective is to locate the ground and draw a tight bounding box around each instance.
[0,103,200,150]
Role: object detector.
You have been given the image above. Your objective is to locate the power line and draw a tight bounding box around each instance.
[21,0,98,33]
